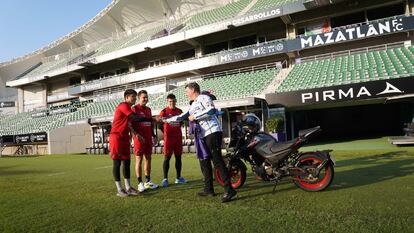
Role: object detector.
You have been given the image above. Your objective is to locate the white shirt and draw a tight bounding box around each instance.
[188,94,222,138]
[165,94,222,138]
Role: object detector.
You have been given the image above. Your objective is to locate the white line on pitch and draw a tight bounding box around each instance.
[94,166,112,170]
[47,172,65,177]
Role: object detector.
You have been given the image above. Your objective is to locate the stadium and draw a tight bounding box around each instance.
[0,1,414,232]
[1,0,414,155]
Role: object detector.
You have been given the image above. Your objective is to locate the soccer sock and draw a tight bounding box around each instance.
[175,156,182,179]
[145,175,151,182]
[163,156,171,179]
[124,179,131,190]
[138,177,143,183]
[113,160,121,181]
[115,181,123,192]
[122,160,131,179]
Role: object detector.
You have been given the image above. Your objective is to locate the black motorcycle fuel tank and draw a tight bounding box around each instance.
[249,132,292,165]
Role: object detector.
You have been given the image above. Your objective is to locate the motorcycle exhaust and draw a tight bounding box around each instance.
[253,166,270,181]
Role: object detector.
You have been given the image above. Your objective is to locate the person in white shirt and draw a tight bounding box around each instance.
[171,82,237,203]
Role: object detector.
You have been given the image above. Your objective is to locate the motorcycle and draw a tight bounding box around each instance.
[214,114,335,192]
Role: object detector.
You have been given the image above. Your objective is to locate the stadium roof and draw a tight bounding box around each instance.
[0,0,231,67]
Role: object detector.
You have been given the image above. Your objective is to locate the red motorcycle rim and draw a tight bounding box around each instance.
[295,157,330,190]
[215,167,243,188]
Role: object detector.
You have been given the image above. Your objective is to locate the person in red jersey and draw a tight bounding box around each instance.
[132,90,159,192]
[110,89,149,197]
[159,94,187,187]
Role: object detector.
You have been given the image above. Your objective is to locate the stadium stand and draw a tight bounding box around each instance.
[4,40,413,136]
[0,100,91,136]
[277,45,414,92]
[71,65,278,118]
[2,0,414,154]
[71,36,287,90]
[0,65,279,136]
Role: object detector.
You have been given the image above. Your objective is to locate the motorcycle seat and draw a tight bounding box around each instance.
[270,141,294,153]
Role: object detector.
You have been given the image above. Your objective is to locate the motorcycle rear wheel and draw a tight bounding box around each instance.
[215,160,247,189]
[293,153,334,192]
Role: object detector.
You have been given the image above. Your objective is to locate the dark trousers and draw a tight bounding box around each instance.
[113,159,130,181]
[199,132,233,193]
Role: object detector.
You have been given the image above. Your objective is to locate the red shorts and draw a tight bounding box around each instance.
[133,136,152,156]
[164,136,183,157]
[109,134,131,160]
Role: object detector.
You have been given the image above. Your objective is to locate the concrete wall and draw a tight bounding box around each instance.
[23,84,47,111]
[49,79,70,94]
[48,123,92,154]
[1,144,48,156]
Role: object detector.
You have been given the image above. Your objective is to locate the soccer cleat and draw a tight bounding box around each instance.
[161,178,169,188]
[175,177,187,184]
[117,189,129,197]
[138,182,146,193]
[126,187,139,196]
[144,180,159,190]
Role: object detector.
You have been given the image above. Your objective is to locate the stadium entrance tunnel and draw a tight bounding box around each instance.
[285,100,414,141]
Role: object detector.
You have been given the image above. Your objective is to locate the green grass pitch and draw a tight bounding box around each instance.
[1,137,413,232]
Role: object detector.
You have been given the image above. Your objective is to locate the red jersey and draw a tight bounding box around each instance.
[131,104,152,138]
[160,107,182,138]
[110,102,133,140]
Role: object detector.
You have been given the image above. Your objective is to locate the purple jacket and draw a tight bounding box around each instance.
[189,121,209,160]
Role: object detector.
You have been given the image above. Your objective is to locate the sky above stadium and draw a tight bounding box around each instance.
[0,0,112,63]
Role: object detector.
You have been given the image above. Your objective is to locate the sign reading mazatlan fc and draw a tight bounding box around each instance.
[217,15,414,65]
[292,16,413,49]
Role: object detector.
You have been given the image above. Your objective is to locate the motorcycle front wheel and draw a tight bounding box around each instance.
[293,153,334,192]
[215,159,247,189]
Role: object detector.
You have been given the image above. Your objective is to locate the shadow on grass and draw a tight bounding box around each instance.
[165,175,295,195]
[336,151,408,167]
[0,164,50,176]
[0,169,49,176]
[166,179,208,192]
[329,151,414,191]
[234,176,297,201]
